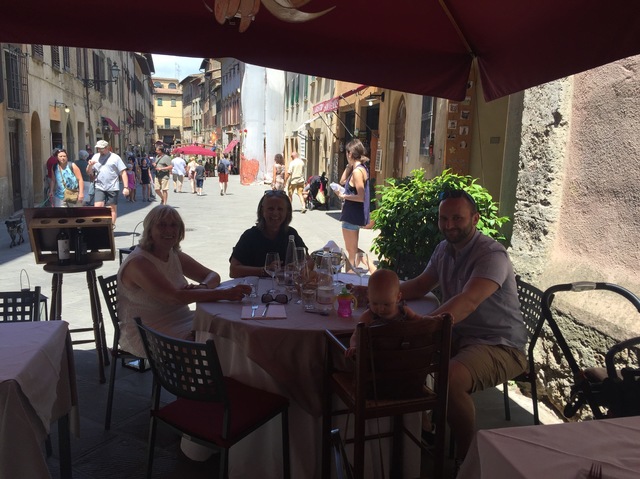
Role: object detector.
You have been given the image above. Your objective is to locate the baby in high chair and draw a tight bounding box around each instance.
[345,269,422,358]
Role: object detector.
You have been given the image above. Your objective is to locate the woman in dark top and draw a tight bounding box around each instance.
[338,139,370,270]
[139,157,152,202]
[229,190,308,278]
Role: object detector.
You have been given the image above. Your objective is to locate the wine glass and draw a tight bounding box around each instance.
[264,252,281,293]
[332,249,346,286]
[353,251,369,286]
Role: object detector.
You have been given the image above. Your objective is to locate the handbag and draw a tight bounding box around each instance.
[316,187,326,204]
[59,166,79,203]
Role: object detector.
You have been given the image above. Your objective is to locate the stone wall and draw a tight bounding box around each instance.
[510,55,640,419]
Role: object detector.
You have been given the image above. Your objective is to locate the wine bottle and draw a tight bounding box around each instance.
[57,228,70,265]
[75,227,87,264]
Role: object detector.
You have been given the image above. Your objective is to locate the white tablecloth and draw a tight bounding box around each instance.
[458,416,640,479]
[0,321,78,479]
[193,274,439,479]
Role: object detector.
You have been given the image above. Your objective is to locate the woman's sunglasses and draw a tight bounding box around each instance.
[261,293,289,304]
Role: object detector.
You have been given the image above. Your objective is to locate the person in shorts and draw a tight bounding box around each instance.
[399,189,527,464]
[285,151,306,213]
[87,140,129,229]
[217,153,231,196]
[153,146,173,205]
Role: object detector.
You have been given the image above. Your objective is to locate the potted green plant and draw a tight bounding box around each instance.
[371,169,508,279]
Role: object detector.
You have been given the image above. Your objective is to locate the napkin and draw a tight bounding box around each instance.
[241,304,287,320]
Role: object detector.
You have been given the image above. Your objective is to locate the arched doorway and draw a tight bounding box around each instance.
[392,98,406,178]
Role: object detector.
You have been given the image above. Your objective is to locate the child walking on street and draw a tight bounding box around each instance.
[126,161,137,202]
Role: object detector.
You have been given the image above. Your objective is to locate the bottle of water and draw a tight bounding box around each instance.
[284,235,297,292]
[315,248,334,312]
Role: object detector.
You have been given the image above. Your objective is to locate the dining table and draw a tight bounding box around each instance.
[0,320,79,479]
[192,272,440,479]
[457,416,640,479]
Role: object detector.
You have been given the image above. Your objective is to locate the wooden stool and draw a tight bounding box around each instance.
[44,261,110,383]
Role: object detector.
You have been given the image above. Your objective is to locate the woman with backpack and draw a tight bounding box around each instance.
[217,153,231,196]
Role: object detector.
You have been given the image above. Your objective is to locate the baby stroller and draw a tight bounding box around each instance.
[305,173,329,211]
[541,281,640,420]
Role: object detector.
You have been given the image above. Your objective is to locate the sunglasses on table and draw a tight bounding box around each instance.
[261,293,289,304]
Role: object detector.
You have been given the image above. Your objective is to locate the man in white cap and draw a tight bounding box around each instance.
[86,140,129,229]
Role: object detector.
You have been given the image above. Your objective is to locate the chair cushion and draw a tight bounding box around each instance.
[154,377,288,448]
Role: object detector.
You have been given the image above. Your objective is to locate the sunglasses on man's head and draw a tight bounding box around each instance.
[261,293,289,304]
[438,189,478,210]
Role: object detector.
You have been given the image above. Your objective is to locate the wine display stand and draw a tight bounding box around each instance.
[25,207,115,264]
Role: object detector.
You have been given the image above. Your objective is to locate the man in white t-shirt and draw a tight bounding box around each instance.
[285,152,307,213]
[86,140,129,229]
[171,155,187,193]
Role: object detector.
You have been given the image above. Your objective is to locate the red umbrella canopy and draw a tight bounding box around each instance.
[1,0,640,100]
[172,146,217,157]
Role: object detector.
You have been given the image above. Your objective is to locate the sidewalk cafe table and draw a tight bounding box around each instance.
[457,416,640,479]
[0,320,79,479]
[192,273,440,478]
[44,261,110,383]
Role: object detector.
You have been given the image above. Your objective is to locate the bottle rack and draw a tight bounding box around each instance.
[24,207,115,264]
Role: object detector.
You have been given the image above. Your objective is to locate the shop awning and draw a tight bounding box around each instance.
[312,84,368,115]
[296,115,322,131]
[102,117,121,134]
[223,139,239,154]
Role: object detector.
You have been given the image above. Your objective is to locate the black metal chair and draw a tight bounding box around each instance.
[541,281,640,419]
[97,274,148,430]
[502,276,545,424]
[135,318,291,479]
[322,314,453,479]
[0,286,42,322]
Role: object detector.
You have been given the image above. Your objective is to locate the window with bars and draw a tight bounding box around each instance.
[51,46,60,70]
[63,47,70,71]
[4,48,29,112]
[76,48,83,77]
[31,44,44,60]
[419,96,435,156]
[92,52,103,92]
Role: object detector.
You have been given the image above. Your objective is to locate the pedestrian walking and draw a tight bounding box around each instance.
[153,146,172,205]
[218,153,231,195]
[195,159,206,196]
[86,140,129,229]
[139,157,152,201]
[285,151,307,213]
[171,154,187,193]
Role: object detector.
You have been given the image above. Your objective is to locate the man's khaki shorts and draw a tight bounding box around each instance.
[154,176,169,191]
[289,181,304,196]
[452,342,527,393]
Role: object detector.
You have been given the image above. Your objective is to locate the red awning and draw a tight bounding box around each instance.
[313,84,367,115]
[102,117,121,134]
[223,139,239,154]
